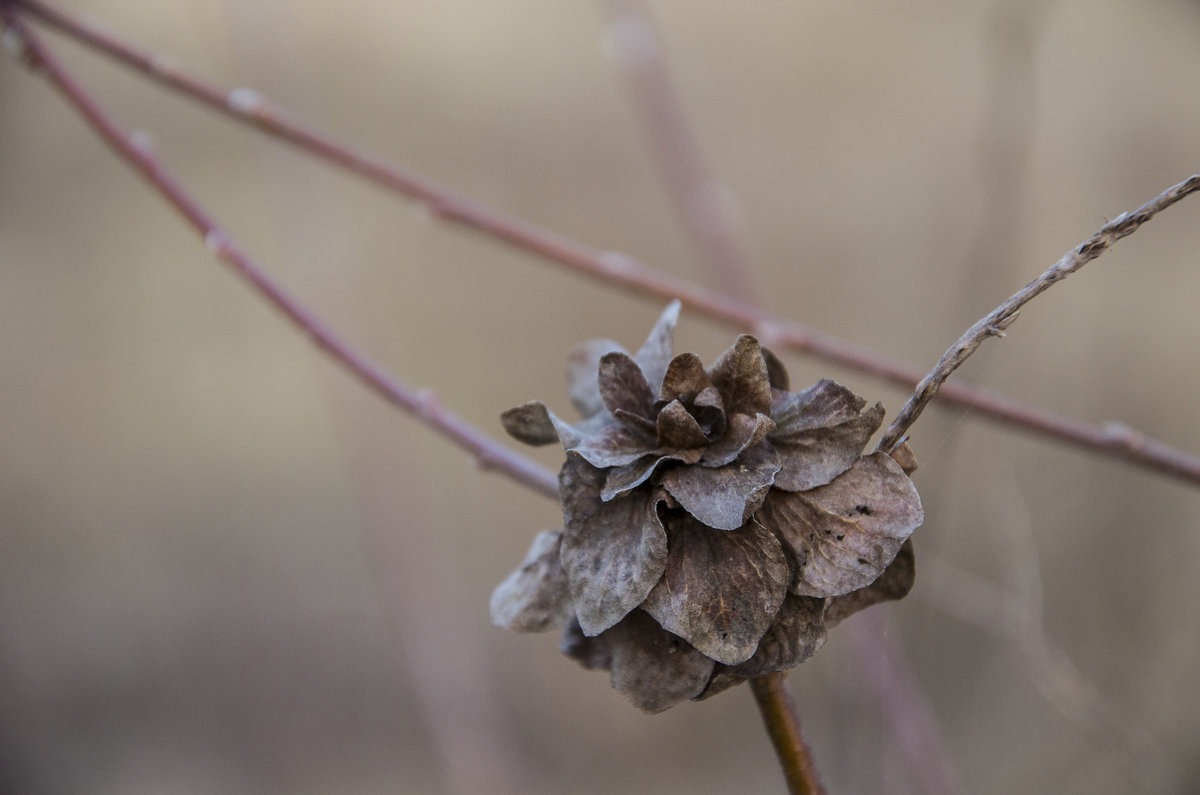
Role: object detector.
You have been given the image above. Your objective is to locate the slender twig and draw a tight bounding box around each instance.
[13,0,1200,489]
[877,174,1200,454]
[597,0,759,304]
[749,674,826,795]
[0,5,559,501]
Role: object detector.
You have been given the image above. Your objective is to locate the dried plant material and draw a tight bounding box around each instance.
[493,303,924,711]
[489,530,572,632]
[559,458,668,636]
[824,540,915,626]
[642,515,789,664]
[761,453,923,597]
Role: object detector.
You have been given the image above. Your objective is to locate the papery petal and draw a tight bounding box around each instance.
[660,443,780,530]
[568,421,656,468]
[605,610,715,713]
[560,458,668,636]
[642,513,789,665]
[692,386,727,437]
[601,450,702,502]
[696,594,826,699]
[701,412,775,467]
[560,618,612,671]
[757,453,923,598]
[500,401,561,446]
[490,530,572,632]
[566,338,627,419]
[824,539,915,626]
[761,346,790,391]
[655,399,709,449]
[660,352,712,403]
[769,379,885,491]
[599,352,656,423]
[708,335,772,417]
[634,300,681,394]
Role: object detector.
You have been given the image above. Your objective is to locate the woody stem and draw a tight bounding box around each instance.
[750,673,826,795]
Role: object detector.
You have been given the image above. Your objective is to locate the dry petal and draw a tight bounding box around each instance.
[606,610,715,713]
[824,539,915,626]
[633,300,682,394]
[761,346,790,391]
[660,352,712,403]
[769,380,885,491]
[655,399,710,449]
[560,618,612,671]
[559,458,669,636]
[642,514,789,665]
[490,530,572,632]
[499,401,560,446]
[600,449,704,501]
[566,338,626,419]
[598,351,656,423]
[701,412,775,467]
[659,443,780,530]
[708,335,773,417]
[698,594,826,699]
[567,422,655,468]
[758,453,923,597]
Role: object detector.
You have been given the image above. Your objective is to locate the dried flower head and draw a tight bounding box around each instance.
[492,302,923,712]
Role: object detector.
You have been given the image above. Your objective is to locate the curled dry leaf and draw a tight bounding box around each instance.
[493,303,924,711]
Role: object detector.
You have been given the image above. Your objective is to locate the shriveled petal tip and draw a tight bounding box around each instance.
[761,346,791,391]
[660,352,712,403]
[655,399,709,450]
[824,539,915,627]
[567,338,627,419]
[758,453,923,598]
[660,443,780,530]
[642,514,789,665]
[500,401,560,446]
[490,530,572,632]
[559,459,668,637]
[634,300,682,394]
[708,334,772,418]
[598,351,656,424]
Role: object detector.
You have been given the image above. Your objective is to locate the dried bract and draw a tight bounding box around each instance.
[493,302,923,712]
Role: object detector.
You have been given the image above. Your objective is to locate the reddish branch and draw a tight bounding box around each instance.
[11,0,1200,488]
[0,5,559,501]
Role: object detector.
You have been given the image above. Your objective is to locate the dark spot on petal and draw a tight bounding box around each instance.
[854,504,873,516]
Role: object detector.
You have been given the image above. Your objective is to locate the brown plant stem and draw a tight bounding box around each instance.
[749,674,826,795]
[876,173,1200,454]
[0,4,559,501]
[12,0,1200,489]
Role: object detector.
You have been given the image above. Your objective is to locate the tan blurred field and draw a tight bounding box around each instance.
[2,1,1199,792]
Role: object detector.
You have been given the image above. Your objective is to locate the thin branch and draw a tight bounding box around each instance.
[597,0,759,304]
[13,1,1200,488]
[877,174,1200,454]
[13,0,1200,489]
[0,4,559,501]
[749,673,826,795]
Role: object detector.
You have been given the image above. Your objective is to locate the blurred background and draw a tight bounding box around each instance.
[2,1,1199,792]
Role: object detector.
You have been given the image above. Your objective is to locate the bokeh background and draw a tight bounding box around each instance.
[2,1,1199,792]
